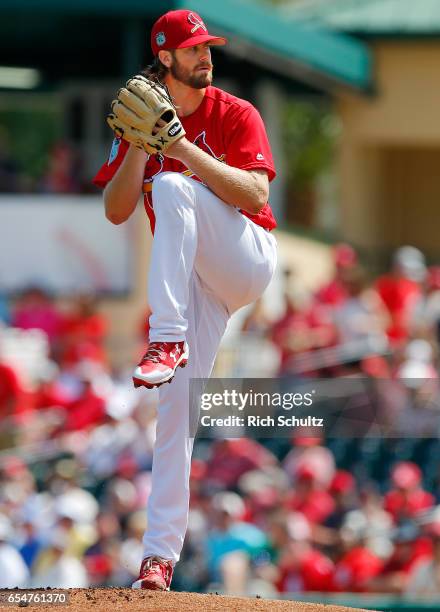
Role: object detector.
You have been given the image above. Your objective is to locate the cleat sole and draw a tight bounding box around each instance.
[132,378,163,390]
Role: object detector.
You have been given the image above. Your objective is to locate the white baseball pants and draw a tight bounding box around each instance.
[142,172,277,563]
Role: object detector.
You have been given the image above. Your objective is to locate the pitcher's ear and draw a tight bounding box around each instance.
[158,50,173,69]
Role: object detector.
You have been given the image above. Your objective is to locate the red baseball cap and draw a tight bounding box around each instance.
[391,461,421,489]
[151,10,227,57]
[330,470,355,495]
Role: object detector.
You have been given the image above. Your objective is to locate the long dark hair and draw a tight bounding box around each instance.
[141,56,169,83]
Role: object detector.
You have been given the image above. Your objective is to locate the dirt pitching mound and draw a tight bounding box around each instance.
[1,588,377,612]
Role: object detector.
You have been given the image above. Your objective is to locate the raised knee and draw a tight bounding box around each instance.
[152,172,195,213]
[153,171,190,195]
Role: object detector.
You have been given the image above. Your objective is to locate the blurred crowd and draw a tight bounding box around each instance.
[1,243,440,597]
[246,243,440,380]
[0,132,95,194]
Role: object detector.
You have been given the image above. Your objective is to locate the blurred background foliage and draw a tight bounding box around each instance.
[283,101,337,192]
[282,100,339,227]
[0,106,62,184]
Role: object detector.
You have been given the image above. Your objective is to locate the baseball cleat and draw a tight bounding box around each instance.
[132,556,173,591]
[133,341,189,389]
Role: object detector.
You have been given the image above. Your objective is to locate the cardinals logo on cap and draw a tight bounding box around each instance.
[188,13,207,34]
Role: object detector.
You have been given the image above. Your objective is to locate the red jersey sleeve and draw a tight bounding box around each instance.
[92,138,129,188]
[225,105,276,181]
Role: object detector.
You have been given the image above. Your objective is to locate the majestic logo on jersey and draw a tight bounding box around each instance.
[108,138,121,165]
[188,13,207,34]
[156,32,166,46]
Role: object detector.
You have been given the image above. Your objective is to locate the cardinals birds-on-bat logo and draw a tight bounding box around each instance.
[182,131,225,179]
[143,153,165,190]
[142,132,225,191]
[187,13,207,34]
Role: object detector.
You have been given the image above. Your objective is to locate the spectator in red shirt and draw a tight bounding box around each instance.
[321,471,358,536]
[406,523,440,596]
[0,361,27,416]
[12,287,62,348]
[331,540,383,592]
[315,243,358,308]
[205,439,277,489]
[278,543,334,593]
[62,379,106,432]
[32,376,70,411]
[369,523,433,593]
[276,512,334,593]
[376,246,426,346]
[384,461,435,523]
[283,466,335,526]
[270,294,336,376]
[60,295,108,367]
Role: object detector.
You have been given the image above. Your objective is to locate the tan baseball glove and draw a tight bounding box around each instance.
[107,75,185,155]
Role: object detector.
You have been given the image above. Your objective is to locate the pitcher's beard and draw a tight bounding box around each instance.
[170,60,213,89]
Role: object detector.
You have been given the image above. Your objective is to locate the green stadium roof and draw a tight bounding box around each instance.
[0,0,372,91]
[283,0,440,36]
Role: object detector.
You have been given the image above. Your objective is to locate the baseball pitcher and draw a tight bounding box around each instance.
[93,9,277,591]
